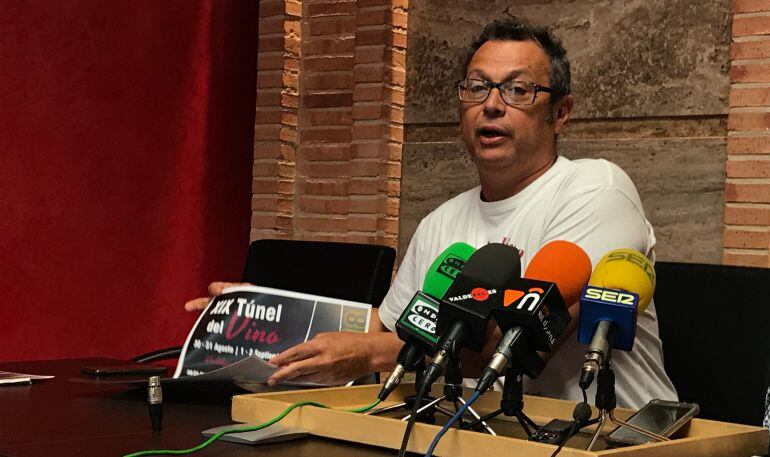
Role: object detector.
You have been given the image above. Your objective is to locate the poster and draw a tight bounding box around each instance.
[173,285,371,380]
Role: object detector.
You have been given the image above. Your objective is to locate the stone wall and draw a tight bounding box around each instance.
[400,0,732,263]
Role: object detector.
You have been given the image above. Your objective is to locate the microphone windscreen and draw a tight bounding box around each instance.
[422,242,476,299]
[588,249,655,313]
[459,242,521,290]
[524,240,592,306]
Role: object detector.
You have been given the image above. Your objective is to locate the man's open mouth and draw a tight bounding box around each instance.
[477,126,508,139]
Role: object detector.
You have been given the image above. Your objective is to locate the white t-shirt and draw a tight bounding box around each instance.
[380,156,678,409]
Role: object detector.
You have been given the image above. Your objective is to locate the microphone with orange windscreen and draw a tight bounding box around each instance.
[476,240,592,394]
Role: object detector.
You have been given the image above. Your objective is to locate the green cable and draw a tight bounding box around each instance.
[123,398,382,457]
[347,398,382,413]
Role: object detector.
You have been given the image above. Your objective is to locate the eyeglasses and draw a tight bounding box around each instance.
[456,78,556,106]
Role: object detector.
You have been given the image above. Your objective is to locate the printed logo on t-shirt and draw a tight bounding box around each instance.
[499,237,524,258]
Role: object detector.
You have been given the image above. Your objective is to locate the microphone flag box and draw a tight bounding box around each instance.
[172,285,371,382]
[578,285,638,351]
[491,277,571,352]
[395,291,441,353]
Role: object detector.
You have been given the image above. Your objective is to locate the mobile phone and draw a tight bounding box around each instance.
[81,364,168,377]
[607,399,699,447]
[529,419,575,445]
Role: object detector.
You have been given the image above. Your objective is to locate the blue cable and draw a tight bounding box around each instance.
[423,390,481,457]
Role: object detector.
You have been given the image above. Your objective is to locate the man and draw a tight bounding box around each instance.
[186,19,676,409]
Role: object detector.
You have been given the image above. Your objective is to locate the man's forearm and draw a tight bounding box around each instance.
[367,331,404,372]
[367,308,404,372]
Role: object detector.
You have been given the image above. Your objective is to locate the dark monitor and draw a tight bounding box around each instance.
[241,239,396,307]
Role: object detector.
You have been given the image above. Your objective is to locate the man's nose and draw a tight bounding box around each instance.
[483,87,506,116]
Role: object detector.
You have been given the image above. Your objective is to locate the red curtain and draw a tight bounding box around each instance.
[0,1,257,361]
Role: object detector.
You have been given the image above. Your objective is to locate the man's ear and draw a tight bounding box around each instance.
[553,94,573,135]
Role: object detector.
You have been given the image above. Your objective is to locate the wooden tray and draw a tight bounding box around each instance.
[232,383,768,456]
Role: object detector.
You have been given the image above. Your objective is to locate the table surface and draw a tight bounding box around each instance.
[0,358,394,457]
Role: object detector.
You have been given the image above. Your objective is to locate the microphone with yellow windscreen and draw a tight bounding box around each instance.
[578,248,656,390]
[588,248,656,312]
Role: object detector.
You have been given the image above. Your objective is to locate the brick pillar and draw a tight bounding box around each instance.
[252,0,301,241]
[252,0,408,250]
[724,0,770,267]
[295,0,357,241]
[349,0,407,247]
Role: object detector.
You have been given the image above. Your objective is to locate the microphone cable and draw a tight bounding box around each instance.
[550,387,596,457]
[123,398,382,457]
[423,390,481,457]
[397,379,432,457]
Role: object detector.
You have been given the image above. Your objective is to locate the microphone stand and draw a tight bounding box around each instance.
[366,359,445,422]
[586,351,671,451]
[461,366,538,437]
[397,356,495,434]
[439,357,496,435]
[375,354,497,434]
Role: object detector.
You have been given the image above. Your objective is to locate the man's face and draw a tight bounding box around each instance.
[460,39,566,171]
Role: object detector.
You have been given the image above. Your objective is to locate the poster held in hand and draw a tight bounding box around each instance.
[173,285,371,382]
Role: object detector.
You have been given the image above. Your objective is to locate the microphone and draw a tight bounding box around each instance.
[577,248,656,390]
[420,243,522,390]
[476,240,591,394]
[378,242,476,401]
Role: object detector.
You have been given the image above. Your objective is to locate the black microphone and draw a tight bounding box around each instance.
[476,240,591,394]
[419,243,521,391]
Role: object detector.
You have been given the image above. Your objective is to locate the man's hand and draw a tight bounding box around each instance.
[183,281,250,312]
[266,332,372,386]
[266,330,402,386]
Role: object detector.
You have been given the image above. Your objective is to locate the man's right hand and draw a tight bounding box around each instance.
[183,281,250,312]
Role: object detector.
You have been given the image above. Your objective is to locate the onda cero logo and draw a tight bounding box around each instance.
[406,300,438,334]
[436,254,465,280]
[504,287,544,311]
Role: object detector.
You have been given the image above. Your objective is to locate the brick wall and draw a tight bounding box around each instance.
[253,1,770,267]
[725,0,770,267]
[253,0,301,240]
[252,0,407,249]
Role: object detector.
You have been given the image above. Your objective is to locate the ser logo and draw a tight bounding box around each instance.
[503,287,544,312]
[605,251,655,283]
[584,287,635,305]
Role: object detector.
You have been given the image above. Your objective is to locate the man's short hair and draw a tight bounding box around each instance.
[464,19,571,101]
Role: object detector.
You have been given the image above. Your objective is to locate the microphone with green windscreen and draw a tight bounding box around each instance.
[422,241,477,299]
[377,242,476,401]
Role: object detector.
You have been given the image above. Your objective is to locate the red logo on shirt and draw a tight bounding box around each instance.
[498,238,524,258]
